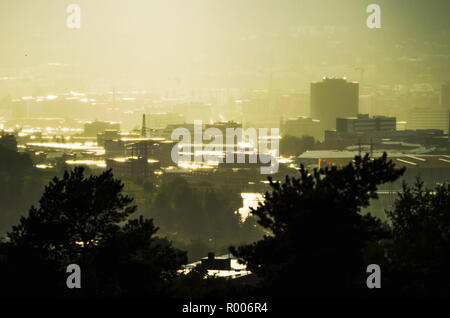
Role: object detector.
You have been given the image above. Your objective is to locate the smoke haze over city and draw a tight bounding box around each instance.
[0,0,449,310]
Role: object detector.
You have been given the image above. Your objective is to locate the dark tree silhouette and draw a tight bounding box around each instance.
[230,153,405,298]
[386,179,450,297]
[0,167,187,297]
[150,177,207,237]
[203,188,241,243]
[279,135,317,156]
[148,177,245,251]
[0,144,33,172]
[8,167,136,257]
[0,145,37,234]
[85,216,187,297]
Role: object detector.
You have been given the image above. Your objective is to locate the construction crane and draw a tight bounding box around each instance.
[141,114,147,137]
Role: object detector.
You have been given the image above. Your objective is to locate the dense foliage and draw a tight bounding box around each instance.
[230,153,406,297]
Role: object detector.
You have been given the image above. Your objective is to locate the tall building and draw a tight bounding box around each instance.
[310,77,359,131]
[442,82,450,110]
[408,108,449,134]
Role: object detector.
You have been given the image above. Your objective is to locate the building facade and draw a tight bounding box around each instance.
[407,108,449,133]
[336,114,396,134]
[310,77,359,131]
[280,116,322,141]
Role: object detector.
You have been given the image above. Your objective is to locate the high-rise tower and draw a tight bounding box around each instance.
[310,77,359,131]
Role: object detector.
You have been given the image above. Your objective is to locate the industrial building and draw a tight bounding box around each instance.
[407,108,449,133]
[297,151,450,187]
[335,114,396,134]
[280,116,322,141]
[84,120,120,137]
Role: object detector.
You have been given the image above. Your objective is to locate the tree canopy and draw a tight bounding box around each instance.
[279,135,317,157]
[230,153,406,297]
[1,154,449,299]
[386,179,450,297]
[8,167,136,254]
[0,167,187,297]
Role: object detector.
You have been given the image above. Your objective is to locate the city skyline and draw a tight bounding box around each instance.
[1,0,450,96]
[0,0,449,306]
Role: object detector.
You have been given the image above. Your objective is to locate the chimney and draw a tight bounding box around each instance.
[141,114,147,137]
[207,252,215,260]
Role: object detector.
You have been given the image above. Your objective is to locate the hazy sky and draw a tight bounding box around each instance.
[0,0,449,93]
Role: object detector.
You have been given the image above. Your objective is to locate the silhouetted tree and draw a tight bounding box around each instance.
[203,188,241,243]
[8,167,136,258]
[148,178,244,247]
[150,177,207,237]
[386,179,450,297]
[0,167,187,297]
[0,146,43,235]
[230,153,405,298]
[0,236,63,297]
[279,135,317,156]
[86,216,187,297]
[239,215,265,244]
[143,180,155,193]
[0,144,33,172]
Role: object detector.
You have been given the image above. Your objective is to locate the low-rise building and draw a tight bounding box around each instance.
[84,120,120,137]
[280,116,322,141]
